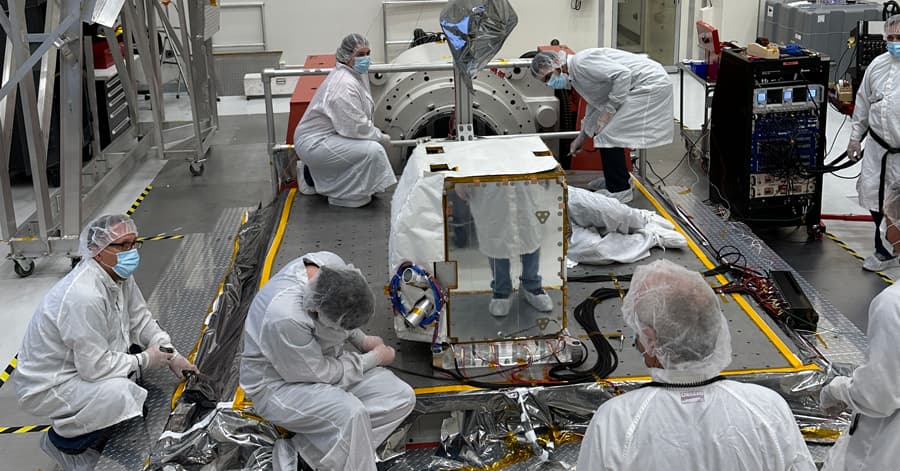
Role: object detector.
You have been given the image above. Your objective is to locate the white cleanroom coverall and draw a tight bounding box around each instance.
[854,53,900,212]
[293,63,397,207]
[240,252,415,471]
[576,374,817,470]
[567,186,686,264]
[568,48,674,149]
[821,282,900,471]
[16,258,171,437]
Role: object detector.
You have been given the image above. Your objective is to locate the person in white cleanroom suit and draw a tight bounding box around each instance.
[566,185,686,265]
[293,33,396,207]
[240,252,415,471]
[576,259,816,470]
[15,214,198,471]
[847,14,900,272]
[530,48,674,204]
[819,180,900,471]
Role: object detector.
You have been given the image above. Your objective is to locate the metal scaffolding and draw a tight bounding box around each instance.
[0,0,218,277]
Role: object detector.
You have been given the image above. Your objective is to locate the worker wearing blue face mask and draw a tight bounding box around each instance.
[293,33,397,208]
[530,49,674,204]
[15,214,197,470]
[847,14,900,272]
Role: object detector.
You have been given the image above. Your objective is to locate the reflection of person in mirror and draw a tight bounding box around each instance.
[456,180,554,317]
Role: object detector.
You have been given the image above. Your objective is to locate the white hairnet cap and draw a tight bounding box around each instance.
[621,259,732,380]
[80,214,137,258]
[306,264,375,330]
[884,181,900,224]
[336,33,370,64]
[529,51,563,80]
[887,14,900,34]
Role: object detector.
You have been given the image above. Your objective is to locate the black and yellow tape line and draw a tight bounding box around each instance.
[0,355,17,390]
[825,231,894,285]
[0,425,51,434]
[137,234,185,242]
[126,185,153,217]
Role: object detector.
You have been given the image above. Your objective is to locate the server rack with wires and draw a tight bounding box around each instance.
[709,48,828,234]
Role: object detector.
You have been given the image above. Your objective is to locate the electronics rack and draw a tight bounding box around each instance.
[709,48,828,231]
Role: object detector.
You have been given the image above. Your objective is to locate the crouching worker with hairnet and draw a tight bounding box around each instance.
[240,252,415,471]
[293,33,397,207]
[577,259,815,470]
[15,215,198,471]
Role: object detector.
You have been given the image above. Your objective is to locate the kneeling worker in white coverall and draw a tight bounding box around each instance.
[577,259,816,470]
[240,251,415,471]
[15,214,199,470]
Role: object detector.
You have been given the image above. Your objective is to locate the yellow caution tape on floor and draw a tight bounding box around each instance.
[126,185,153,217]
[825,231,894,285]
[137,234,185,242]
[0,425,51,434]
[0,355,17,390]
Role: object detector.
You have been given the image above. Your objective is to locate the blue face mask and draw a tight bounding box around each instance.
[888,42,900,58]
[353,56,371,74]
[547,72,570,90]
[112,249,140,278]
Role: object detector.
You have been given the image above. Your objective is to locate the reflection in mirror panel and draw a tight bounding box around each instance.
[445,176,567,343]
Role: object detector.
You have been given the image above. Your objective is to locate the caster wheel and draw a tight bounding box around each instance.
[807,222,826,241]
[189,162,205,176]
[71,257,82,269]
[14,260,35,278]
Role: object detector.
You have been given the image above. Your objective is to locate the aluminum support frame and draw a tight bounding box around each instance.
[0,0,157,275]
[0,38,18,240]
[149,0,216,170]
[58,0,84,240]
[82,38,105,178]
[452,67,474,141]
[37,1,60,152]
[9,0,52,240]
[123,0,164,159]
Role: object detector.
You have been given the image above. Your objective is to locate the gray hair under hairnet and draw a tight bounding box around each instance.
[80,214,137,258]
[887,14,900,34]
[529,51,563,80]
[621,259,732,380]
[336,33,369,64]
[306,265,375,330]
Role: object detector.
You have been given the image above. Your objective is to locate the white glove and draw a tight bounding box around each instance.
[378,132,392,150]
[359,335,385,352]
[168,352,199,380]
[596,110,615,134]
[372,344,396,366]
[140,344,174,370]
[820,382,848,416]
[846,140,862,162]
[569,132,587,157]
